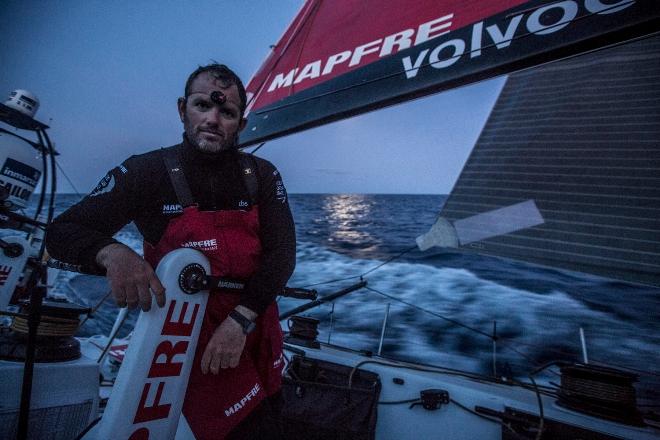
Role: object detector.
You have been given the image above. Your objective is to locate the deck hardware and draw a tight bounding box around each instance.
[178,263,207,294]
[285,315,320,348]
[392,377,404,385]
[0,238,23,257]
[579,327,588,364]
[377,303,390,356]
[279,280,368,321]
[492,320,498,377]
[409,389,449,410]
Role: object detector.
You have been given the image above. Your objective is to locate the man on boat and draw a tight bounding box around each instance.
[45,64,295,439]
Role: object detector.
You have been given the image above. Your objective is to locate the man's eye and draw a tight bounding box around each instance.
[221,109,237,118]
[195,101,211,110]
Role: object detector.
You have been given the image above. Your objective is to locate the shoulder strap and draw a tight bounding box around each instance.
[162,146,195,208]
[238,152,259,205]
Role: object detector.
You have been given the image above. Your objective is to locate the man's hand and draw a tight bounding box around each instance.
[201,306,257,374]
[96,243,166,311]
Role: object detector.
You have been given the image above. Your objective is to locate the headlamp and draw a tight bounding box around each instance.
[210,91,226,105]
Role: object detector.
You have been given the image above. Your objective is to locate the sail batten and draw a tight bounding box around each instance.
[439,34,660,288]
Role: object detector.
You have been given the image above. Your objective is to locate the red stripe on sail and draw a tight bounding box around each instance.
[245,0,528,113]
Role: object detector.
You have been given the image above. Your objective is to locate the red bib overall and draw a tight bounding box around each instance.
[143,149,284,439]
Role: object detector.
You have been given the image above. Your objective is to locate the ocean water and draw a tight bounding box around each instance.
[33,193,660,403]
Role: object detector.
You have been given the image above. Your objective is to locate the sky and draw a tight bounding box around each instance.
[1,0,505,195]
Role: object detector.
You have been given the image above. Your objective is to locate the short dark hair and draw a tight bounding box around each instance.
[184,63,247,115]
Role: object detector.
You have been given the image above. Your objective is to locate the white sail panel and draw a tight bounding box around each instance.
[438,35,660,287]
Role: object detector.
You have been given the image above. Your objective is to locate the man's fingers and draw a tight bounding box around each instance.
[201,346,211,375]
[113,291,128,308]
[148,272,166,308]
[228,354,240,369]
[137,283,152,312]
[125,285,139,309]
[110,281,127,308]
[211,353,223,374]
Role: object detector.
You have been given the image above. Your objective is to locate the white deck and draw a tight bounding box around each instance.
[284,342,660,440]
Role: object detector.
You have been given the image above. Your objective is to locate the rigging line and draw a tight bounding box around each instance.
[361,246,417,277]
[77,290,113,330]
[379,394,516,433]
[449,398,516,433]
[256,3,657,115]
[302,246,418,288]
[301,274,362,289]
[250,142,266,155]
[378,398,419,405]
[499,344,561,378]
[528,375,545,440]
[364,285,492,339]
[55,159,83,198]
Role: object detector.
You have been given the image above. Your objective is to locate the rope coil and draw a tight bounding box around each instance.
[11,315,80,338]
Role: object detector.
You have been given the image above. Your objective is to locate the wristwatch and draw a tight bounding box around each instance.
[229,310,256,335]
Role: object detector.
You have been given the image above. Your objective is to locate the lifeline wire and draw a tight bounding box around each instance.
[365,285,492,339]
[302,245,417,288]
[365,285,562,377]
[298,243,569,377]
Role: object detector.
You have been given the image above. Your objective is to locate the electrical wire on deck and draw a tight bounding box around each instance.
[343,358,538,437]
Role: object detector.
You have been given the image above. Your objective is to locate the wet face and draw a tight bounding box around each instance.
[177,72,246,153]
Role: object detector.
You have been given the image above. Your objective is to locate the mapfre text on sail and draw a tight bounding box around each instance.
[266,0,634,92]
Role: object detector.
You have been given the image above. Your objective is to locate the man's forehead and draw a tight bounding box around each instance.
[189,74,240,103]
[191,72,233,91]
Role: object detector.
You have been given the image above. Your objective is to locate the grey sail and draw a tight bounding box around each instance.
[437,35,660,288]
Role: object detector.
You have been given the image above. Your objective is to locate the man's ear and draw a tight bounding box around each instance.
[238,117,247,132]
[177,97,186,122]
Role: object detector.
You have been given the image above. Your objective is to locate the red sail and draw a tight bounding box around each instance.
[242,0,660,146]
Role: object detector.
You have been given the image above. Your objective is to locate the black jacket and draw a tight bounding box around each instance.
[46,138,296,314]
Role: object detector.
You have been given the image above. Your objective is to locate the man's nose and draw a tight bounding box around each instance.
[204,107,222,126]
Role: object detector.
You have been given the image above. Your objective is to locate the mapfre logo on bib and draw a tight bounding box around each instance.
[181,238,218,251]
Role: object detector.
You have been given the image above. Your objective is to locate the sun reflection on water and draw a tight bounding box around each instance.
[322,194,375,246]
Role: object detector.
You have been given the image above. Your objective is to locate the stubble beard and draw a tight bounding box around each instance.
[194,135,230,153]
[183,118,235,153]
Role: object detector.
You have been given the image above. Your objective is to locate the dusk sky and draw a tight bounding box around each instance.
[1,0,505,195]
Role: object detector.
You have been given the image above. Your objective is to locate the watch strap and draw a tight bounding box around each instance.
[229,310,256,334]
